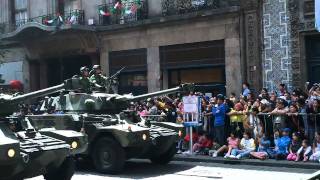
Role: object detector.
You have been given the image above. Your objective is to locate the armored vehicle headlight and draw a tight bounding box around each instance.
[71,141,78,149]
[178,130,182,137]
[142,134,147,141]
[8,149,15,158]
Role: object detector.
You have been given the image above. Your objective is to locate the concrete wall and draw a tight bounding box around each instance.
[0,47,29,90]
[29,0,48,18]
[100,15,242,94]
[148,0,162,17]
[81,0,103,25]
[0,0,10,23]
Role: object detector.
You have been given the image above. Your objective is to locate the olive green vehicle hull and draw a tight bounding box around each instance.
[0,122,72,179]
[27,114,179,173]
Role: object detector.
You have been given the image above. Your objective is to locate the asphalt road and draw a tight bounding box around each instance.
[28,160,318,180]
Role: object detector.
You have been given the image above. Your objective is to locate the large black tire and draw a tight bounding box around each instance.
[150,144,177,165]
[44,157,75,180]
[92,137,125,174]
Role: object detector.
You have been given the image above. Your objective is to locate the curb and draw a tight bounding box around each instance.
[174,155,320,170]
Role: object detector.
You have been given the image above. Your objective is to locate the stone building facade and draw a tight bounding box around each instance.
[0,0,263,95]
[262,0,320,91]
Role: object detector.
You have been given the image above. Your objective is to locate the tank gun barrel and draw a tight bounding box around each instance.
[10,83,65,102]
[128,83,194,102]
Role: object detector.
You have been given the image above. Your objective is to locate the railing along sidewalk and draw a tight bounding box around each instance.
[256,113,320,133]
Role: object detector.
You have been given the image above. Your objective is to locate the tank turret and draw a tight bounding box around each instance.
[50,83,194,114]
[0,83,65,115]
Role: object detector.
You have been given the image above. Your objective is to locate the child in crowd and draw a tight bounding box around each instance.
[208,139,222,156]
[309,132,320,162]
[229,131,255,159]
[211,132,239,158]
[295,139,312,162]
[227,103,245,138]
[177,128,198,154]
[250,133,271,160]
[274,128,291,160]
[193,133,212,154]
[287,132,302,161]
[248,107,263,140]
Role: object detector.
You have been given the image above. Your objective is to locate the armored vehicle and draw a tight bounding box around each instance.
[0,83,87,180]
[28,79,193,174]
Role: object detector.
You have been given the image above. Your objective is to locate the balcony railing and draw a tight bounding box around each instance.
[161,0,239,16]
[0,9,84,34]
[98,0,148,26]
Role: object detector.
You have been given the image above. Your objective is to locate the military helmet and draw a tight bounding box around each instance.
[80,66,89,73]
[92,65,101,70]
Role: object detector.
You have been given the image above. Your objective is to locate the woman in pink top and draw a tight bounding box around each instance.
[211,131,239,157]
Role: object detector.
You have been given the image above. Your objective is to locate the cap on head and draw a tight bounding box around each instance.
[282,128,290,133]
[216,94,225,100]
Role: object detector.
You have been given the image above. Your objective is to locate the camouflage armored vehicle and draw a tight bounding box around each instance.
[0,83,87,180]
[27,79,193,174]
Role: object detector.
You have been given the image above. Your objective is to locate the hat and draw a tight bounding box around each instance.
[216,94,225,100]
[282,128,290,132]
[9,80,23,90]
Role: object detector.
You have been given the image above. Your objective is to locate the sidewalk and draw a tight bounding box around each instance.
[174,154,320,169]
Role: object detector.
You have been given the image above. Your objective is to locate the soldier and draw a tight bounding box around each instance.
[79,66,92,92]
[90,65,109,90]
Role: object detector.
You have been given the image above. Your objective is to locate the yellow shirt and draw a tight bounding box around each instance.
[230,109,244,123]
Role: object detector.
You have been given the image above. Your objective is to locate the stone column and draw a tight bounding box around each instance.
[22,59,30,92]
[100,46,110,76]
[147,47,161,92]
[241,0,262,93]
[225,37,242,96]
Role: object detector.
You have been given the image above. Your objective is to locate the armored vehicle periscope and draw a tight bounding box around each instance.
[27,78,193,174]
[0,82,87,180]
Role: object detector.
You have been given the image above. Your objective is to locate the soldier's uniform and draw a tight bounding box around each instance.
[79,66,91,92]
[89,65,108,89]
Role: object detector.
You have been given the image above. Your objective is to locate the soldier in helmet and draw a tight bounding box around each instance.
[79,66,91,92]
[90,65,109,90]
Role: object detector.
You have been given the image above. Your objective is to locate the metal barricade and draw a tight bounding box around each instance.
[256,113,320,136]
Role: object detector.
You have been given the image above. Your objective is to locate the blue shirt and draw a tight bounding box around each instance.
[258,138,271,152]
[242,88,250,97]
[212,103,226,127]
[277,135,291,154]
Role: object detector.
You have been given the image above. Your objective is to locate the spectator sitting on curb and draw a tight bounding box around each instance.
[250,133,271,160]
[287,132,302,161]
[229,131,255,160]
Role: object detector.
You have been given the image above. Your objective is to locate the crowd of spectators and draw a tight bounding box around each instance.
[129,82,320,162]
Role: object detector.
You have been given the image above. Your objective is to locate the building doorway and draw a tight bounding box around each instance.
[109,49,147,95]
[306,35,320,83]
[160,40,226,95]
[46,55,93,86]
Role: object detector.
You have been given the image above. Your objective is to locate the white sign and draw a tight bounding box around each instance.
[183,95,199,113]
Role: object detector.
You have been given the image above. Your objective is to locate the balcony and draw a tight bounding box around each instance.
[98,0,148,26]
[161,0,240,16]
[0,9,84,35]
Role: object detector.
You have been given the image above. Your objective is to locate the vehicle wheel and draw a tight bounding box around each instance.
[44,157,75,180]
[150,144,177,165]
[92,137,125,174]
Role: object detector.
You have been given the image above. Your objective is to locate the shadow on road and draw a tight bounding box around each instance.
[76,159,196,179]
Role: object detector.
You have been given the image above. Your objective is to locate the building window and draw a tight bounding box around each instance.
[14,0,28,26]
